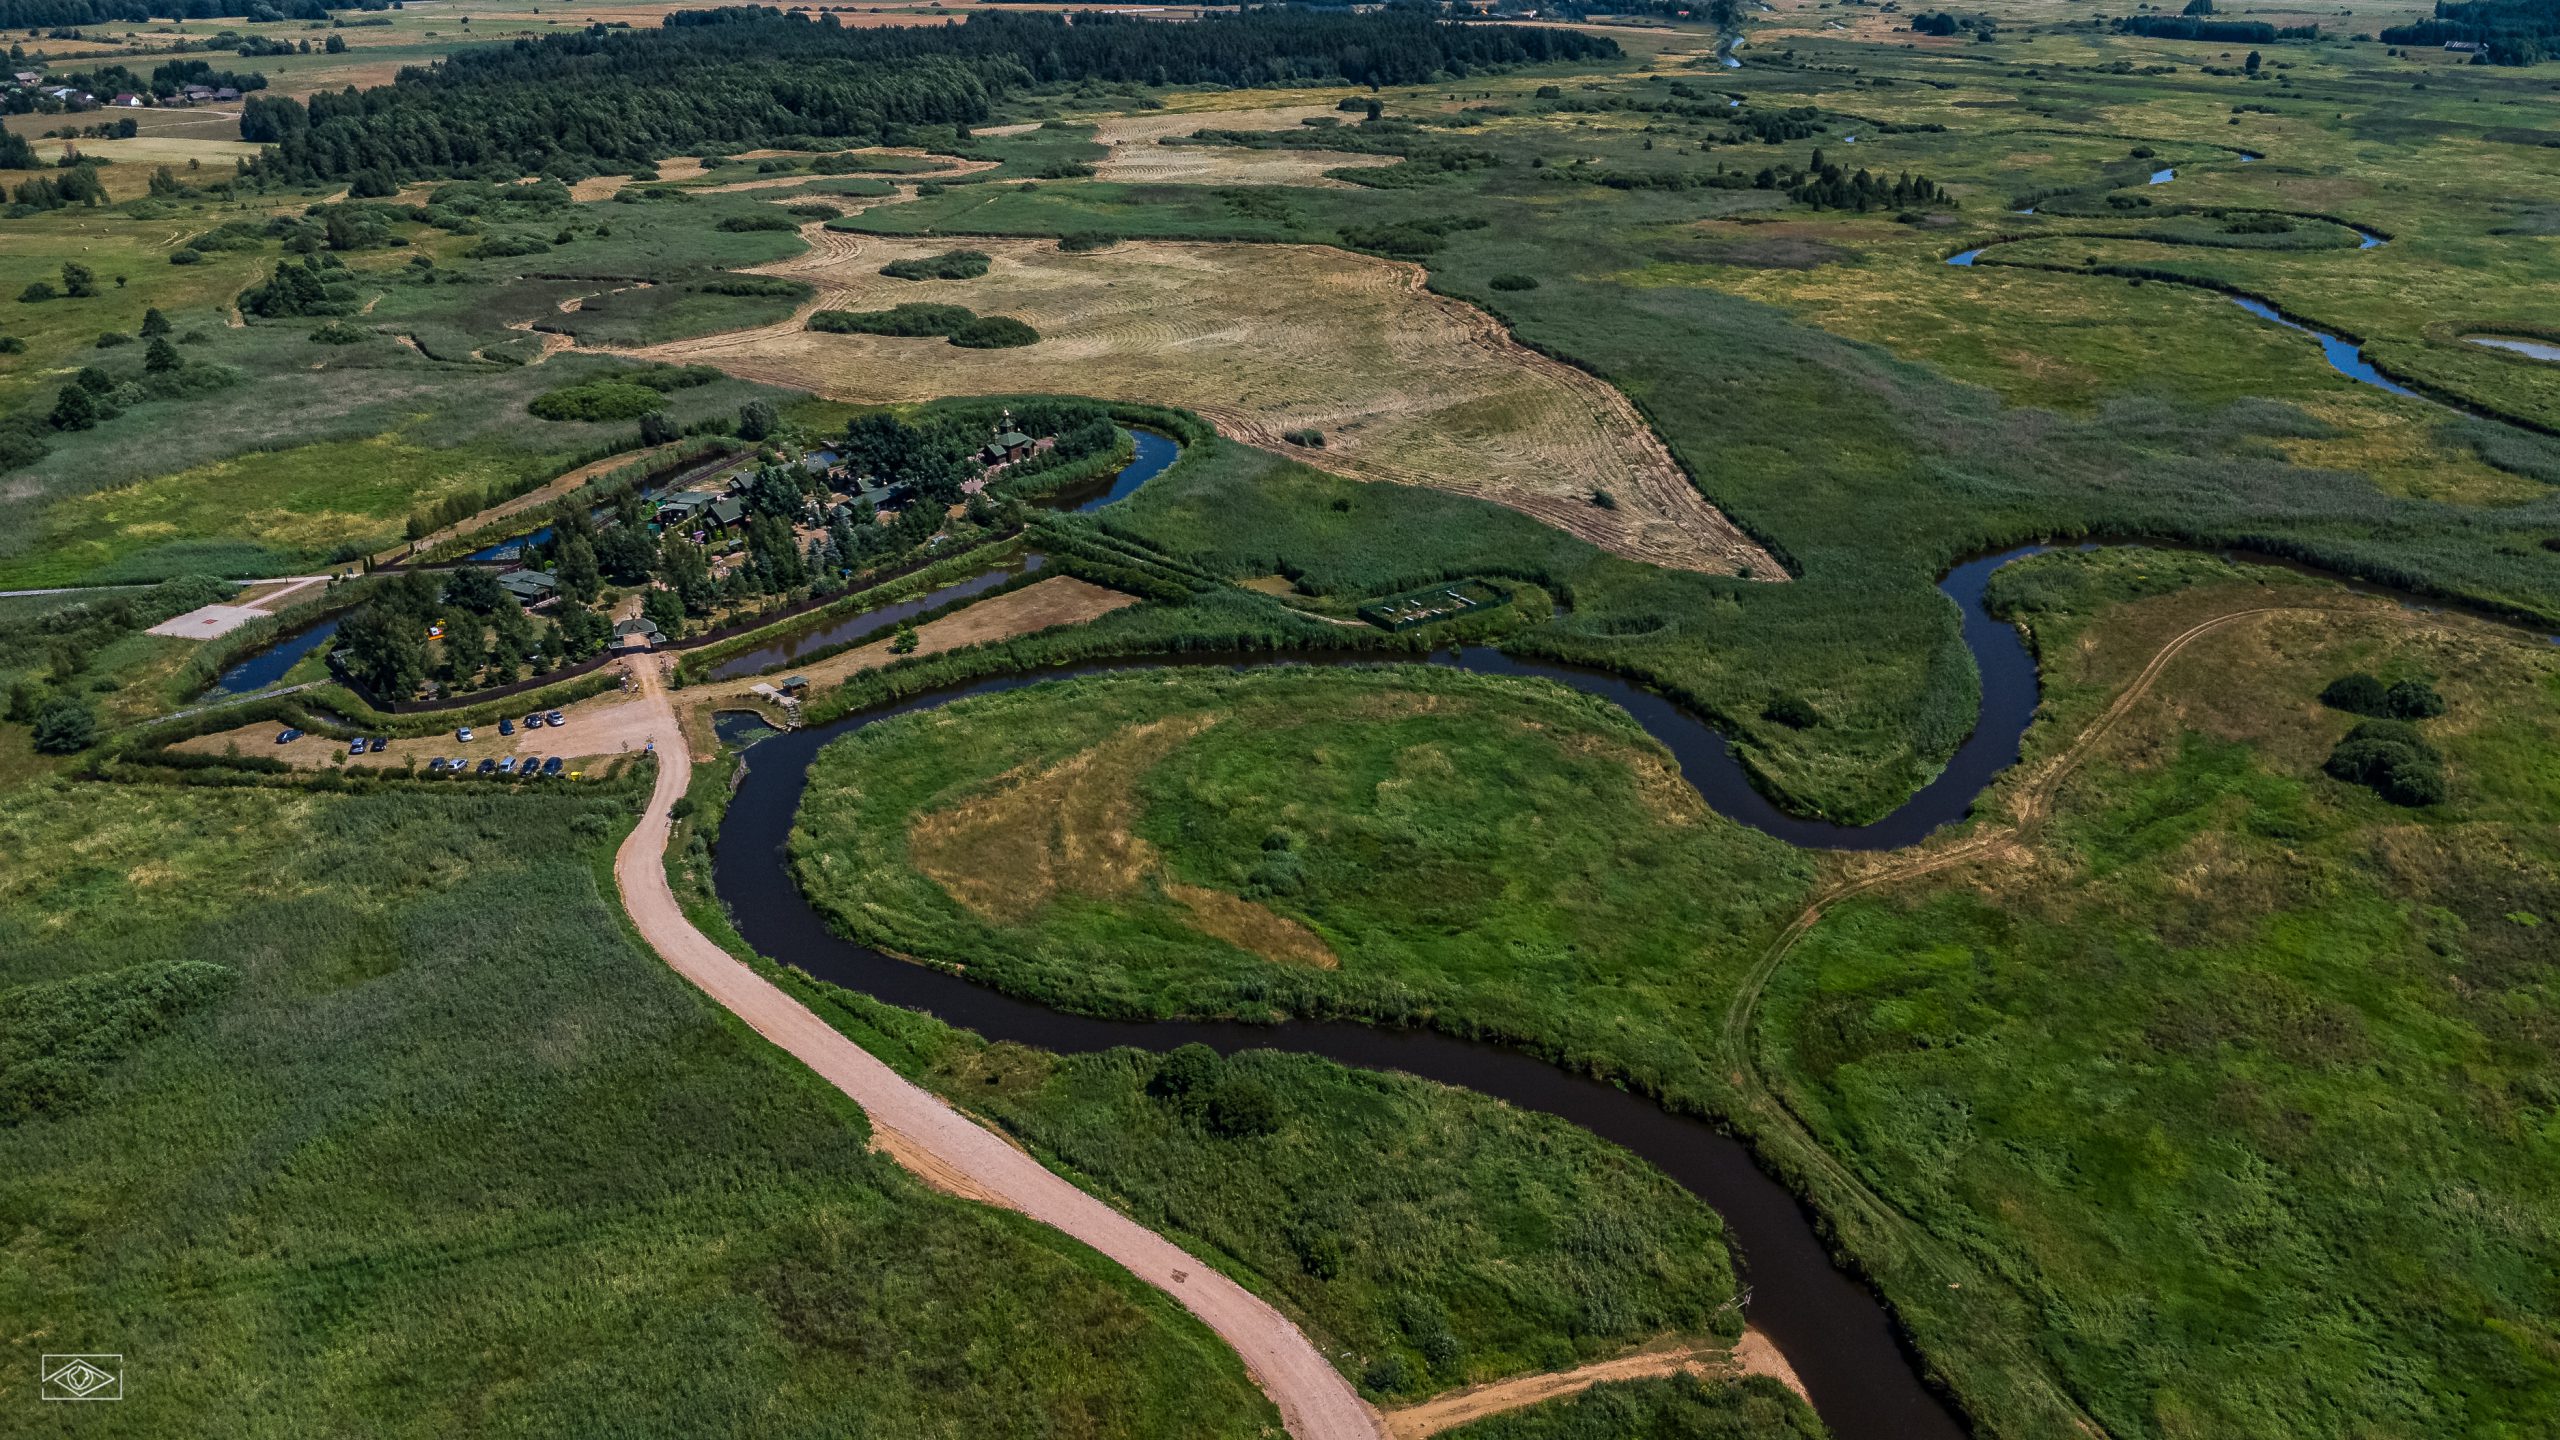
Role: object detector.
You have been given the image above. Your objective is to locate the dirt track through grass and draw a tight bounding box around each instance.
[635,221,1777,577]
[910,711,1341,968]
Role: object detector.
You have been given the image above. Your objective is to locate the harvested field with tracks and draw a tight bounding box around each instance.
[639,223,1776,577]
[1090,105,1397,188]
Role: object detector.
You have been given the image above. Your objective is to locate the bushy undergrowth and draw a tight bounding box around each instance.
[0,781,1278,1435]
[881,248,992,281]
[921,1038,1741,1396]
[1764,585,2560,1440]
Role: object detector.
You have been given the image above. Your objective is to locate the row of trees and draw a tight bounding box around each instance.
[2113,15,2319,43]
[1759,151,1947,212]
[0,0,393,20]
[234,9,1615,183]
[2380,0,2560,64]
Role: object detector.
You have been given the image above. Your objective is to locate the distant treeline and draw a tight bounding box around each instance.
[0,0,388,23]
[237,8,1614,183]
[2113,15,2319,42]
[2381,0,2559,64]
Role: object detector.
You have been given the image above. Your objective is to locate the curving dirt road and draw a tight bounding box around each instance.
[608,658,1387,1440]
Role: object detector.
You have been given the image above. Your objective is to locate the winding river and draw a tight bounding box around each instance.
[712,664,1979,1440]
[709,545,2069,1438]
[1943,220,2427,400]
[703,428,2560,1436]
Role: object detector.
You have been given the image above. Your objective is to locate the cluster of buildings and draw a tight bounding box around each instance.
[473,421,1063,634]
[5,72,240,109]
[14,72,96,108]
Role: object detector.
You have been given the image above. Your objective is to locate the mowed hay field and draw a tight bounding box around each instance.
[1089,107,1397,188]
[642,225,1777,577]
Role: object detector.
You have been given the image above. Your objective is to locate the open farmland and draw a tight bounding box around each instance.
[640,224,1775,577]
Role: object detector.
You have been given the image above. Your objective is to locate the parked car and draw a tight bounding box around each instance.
[275,728,303,744]
[427,757,448,773]
[546,710,564,726]
[346,737,365,755]
[476,758,498,774]
[541,756,565,776]
[498,717,514,736]
[457,726,474,742]
[525,714,545,729]
[371,737,391,752]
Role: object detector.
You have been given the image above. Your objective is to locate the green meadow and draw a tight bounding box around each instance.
[0,778,1278,1436]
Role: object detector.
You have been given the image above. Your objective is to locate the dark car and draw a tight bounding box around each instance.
[477,757,498,774]
[373,737,391,752]
[275,728,303,744]
[427,757,448,773]
[525,714,545,729]
[498,717,515,736]
[541,756,565,776]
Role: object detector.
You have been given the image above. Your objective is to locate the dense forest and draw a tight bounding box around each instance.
[0,0,383,23]
[2113,15,2318,43]
[2380,0,2560,64]
[238,7,1614,183]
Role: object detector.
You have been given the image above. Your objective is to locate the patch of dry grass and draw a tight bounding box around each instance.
[641,224,1776,576]
[909,710,1337,966]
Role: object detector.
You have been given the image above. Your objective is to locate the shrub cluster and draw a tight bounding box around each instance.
[526,364,720,422]
[880,249,992,282]
[809,304,1038,347]
[2318,672,2444,720]
[2324,718,2446,807]
[2318,673,2450,806]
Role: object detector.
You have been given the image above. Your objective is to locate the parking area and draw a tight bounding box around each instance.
[166,660,690,778]
[170,703,635,780]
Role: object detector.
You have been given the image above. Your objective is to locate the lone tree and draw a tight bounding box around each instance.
[48,385,98,432]
[30,698,97,753]
[61,262,98,299]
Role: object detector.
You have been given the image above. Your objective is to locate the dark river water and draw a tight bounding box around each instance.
[707,491,2559,1434]
[204,617,340,696]
[706,549,2061,1438]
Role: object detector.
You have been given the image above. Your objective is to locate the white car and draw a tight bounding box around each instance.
[457,726,474,742]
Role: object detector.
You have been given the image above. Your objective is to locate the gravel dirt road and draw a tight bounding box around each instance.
[610,658,1387,1440]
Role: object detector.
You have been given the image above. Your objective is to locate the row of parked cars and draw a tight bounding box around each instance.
[277,711,569,753]
[427,755,568,778]
[458,711,565,743]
